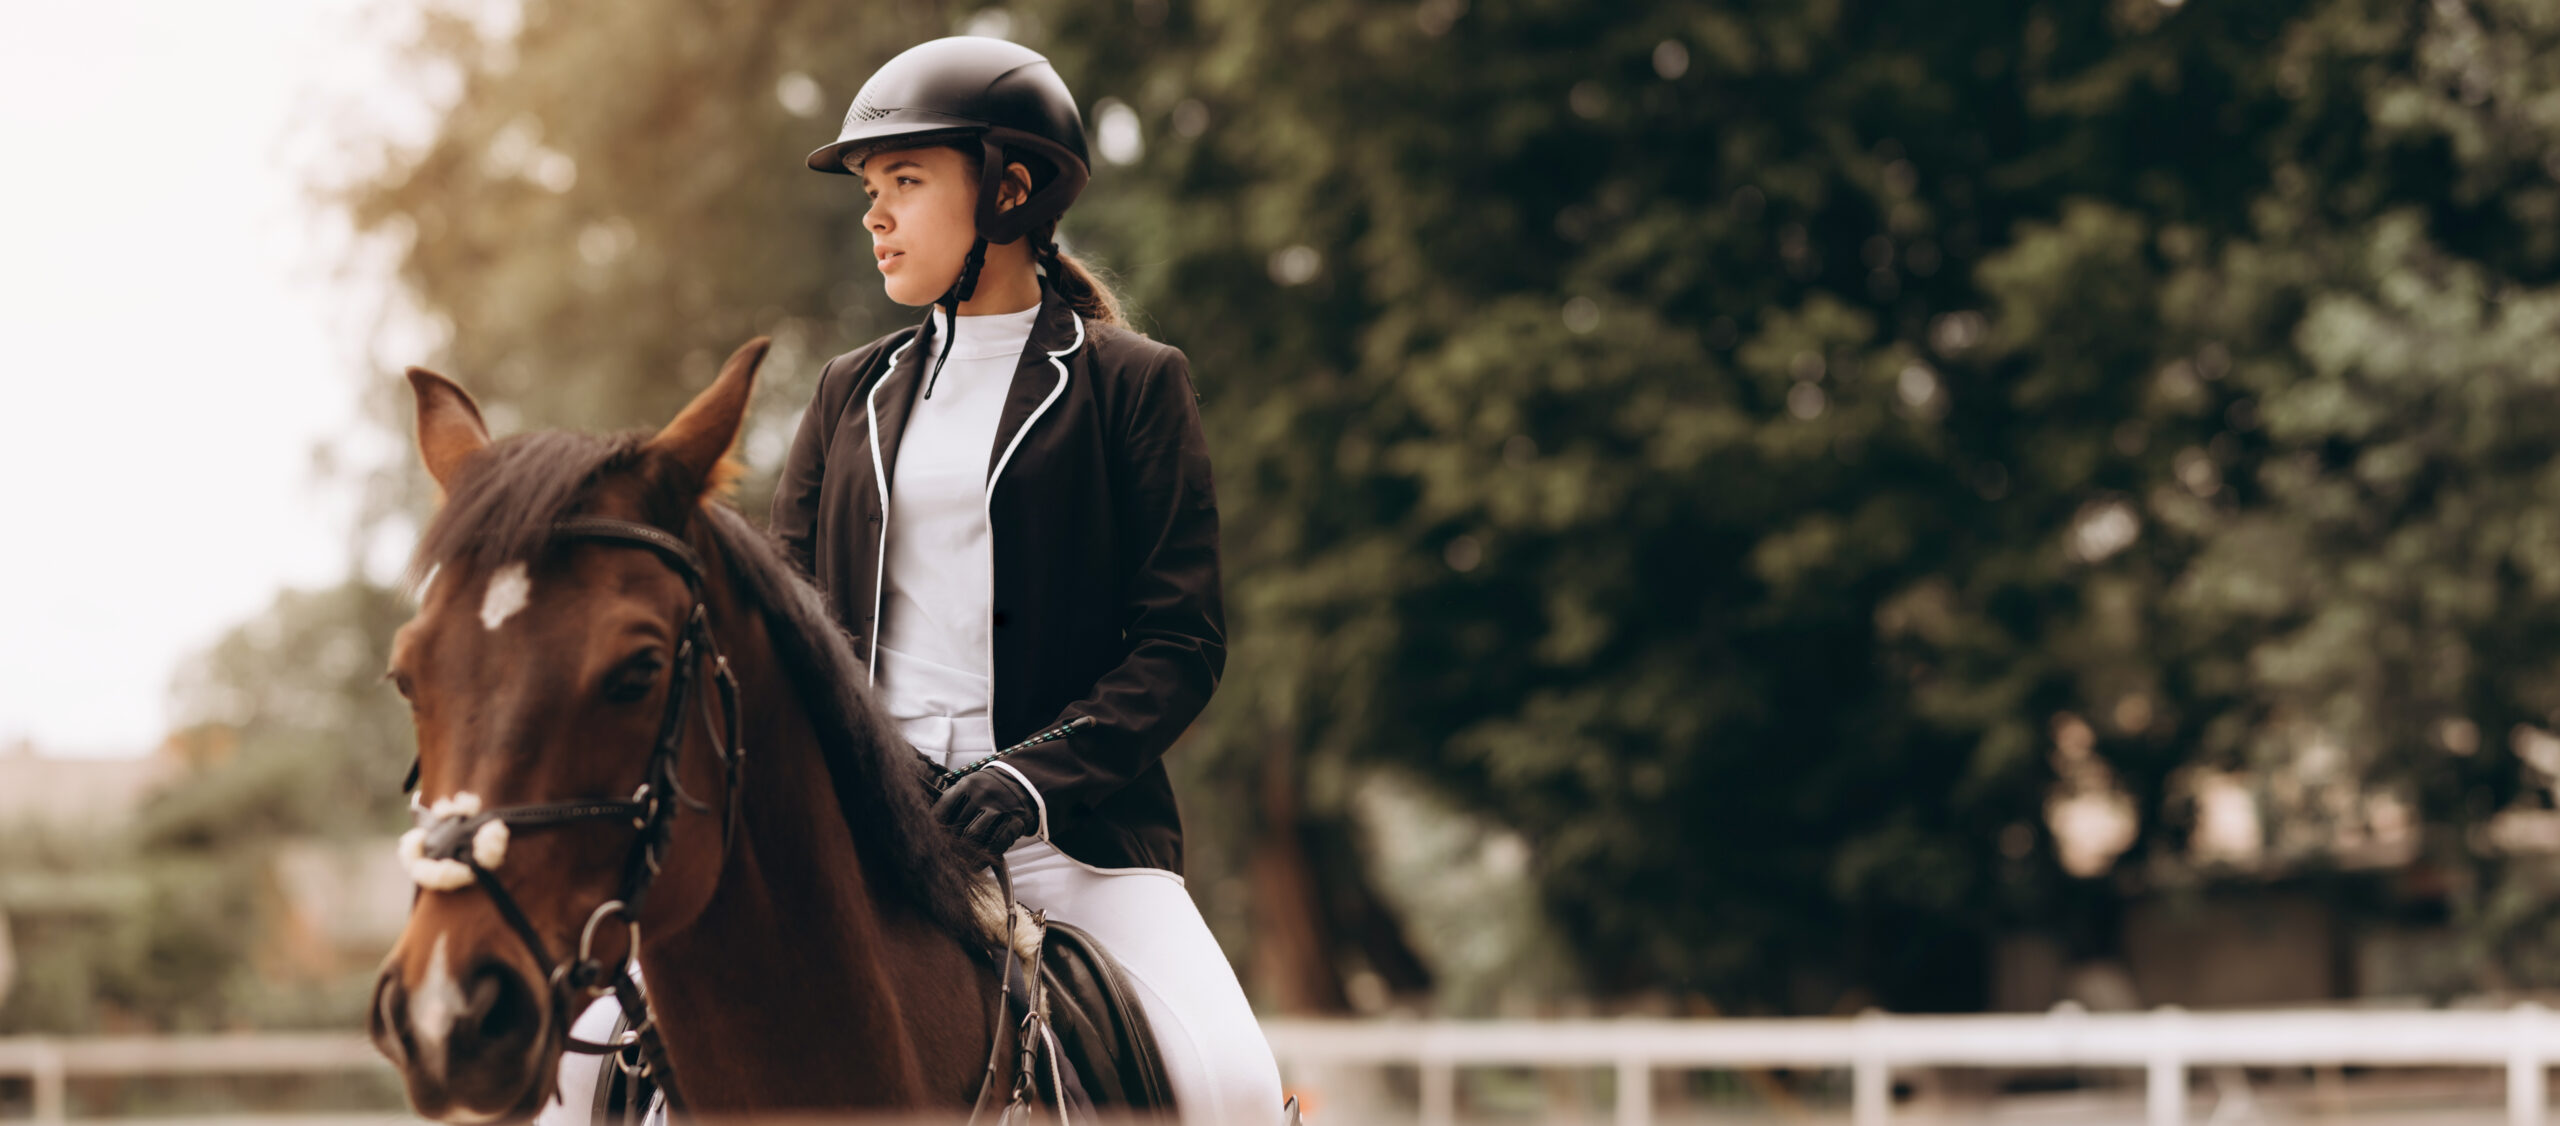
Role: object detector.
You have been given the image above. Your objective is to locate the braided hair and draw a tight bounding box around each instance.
[910,141,1132,400]
[928,138,1127,326]
[1033,224,1124,326]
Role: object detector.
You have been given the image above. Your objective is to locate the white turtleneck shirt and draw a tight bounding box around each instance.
[874,302,1042,770]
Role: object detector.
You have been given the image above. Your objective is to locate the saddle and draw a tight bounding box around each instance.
[1017,934,1305,1126]
[1024,918,1177,1114]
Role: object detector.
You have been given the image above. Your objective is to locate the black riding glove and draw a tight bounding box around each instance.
[931,768,1039,858]
[911,751,949,795]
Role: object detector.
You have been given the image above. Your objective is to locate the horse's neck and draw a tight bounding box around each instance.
[637,619,987,1109]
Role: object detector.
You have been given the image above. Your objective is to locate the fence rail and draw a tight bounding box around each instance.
[1266,1005,2560,1126]
[0,1033,382,1123]
[7,1007,2560,1125]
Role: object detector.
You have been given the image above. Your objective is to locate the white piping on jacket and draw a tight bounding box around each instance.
[863,331,924,685]
[987,760,1049,843]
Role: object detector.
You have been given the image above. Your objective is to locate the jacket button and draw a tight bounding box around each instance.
[868,514,880,523]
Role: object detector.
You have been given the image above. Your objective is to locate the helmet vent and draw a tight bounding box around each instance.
[844,97,892,126]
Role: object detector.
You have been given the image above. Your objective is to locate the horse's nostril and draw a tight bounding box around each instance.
[466,961,537,1047]
[369,974,412,1065]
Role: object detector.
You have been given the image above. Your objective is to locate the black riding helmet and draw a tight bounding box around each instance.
[809,37,1093,398]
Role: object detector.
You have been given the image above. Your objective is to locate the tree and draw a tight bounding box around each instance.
[0,580,415,1034]
[319,0,2560,1018]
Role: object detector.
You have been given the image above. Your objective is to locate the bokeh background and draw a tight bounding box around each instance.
[21,0,2560,1119]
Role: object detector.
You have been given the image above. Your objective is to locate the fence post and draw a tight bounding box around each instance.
[1615,1054,1652,1126]
[2147,1006,2187,1126]
[1420,1054,1455,1126]
[2513,1002,2548,1126]
[31,1037,65,1126]
[1853,1008,1890,1126]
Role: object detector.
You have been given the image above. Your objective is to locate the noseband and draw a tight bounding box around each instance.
[398,515,744,1102]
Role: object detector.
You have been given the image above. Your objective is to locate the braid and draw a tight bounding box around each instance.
[1033,221,1125,326]
[946,142,1127,325]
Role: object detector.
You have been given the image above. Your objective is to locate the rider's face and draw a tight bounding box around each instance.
[858,143,980,307]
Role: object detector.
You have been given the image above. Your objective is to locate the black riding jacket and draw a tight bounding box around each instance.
[769,277,1222,875]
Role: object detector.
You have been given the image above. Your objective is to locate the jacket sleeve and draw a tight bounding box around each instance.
[1007,344,1226,819]
[770,354,849,578]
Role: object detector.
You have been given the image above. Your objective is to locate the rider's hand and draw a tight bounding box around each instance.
[931,768,1039,858]
[911,751,949,795]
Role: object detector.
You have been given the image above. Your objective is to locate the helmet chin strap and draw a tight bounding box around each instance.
[921,134,1017,400]
[919,234,989,400]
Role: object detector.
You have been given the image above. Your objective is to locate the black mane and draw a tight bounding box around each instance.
[411,430,986,942]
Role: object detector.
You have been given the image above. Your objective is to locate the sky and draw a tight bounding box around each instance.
[0,1,431,756]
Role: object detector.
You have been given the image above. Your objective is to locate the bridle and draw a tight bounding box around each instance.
[393,513,1078,1122]
[398,515,744,1108]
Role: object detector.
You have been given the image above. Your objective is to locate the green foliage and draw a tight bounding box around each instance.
[0,580,413,1033]
[296,0,2560,1017]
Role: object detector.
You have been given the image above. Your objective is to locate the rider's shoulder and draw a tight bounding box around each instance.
[819,326,925,384]
[808,325,927,408]
[1075,319,1187,383]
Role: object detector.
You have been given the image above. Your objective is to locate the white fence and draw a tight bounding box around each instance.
[0,1032,382,1123]
[8,1008,2560,1125]
[1267,1005,2560,1126]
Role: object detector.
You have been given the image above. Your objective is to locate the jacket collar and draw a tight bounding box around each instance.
[988,277,1084,483]
[865,276,1085,502]
[1023,274,1083,358]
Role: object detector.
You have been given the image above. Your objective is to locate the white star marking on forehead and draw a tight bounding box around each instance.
[479,563,531,631]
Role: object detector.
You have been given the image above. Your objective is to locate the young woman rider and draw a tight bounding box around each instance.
[771,35,1283,1124]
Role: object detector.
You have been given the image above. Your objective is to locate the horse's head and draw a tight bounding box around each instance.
[369,340,768,1123]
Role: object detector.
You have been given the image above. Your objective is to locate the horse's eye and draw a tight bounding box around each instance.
[385,670,415,702]
[604,653,665,704]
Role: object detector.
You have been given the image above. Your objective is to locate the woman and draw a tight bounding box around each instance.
[772,35,1284,1124]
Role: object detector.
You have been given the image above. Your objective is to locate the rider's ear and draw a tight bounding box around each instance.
[1001,161,1033,212]
[649,336,769,500]
[407,368,491,496]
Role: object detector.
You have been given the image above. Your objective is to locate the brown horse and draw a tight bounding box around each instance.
[368,339,1009,1122]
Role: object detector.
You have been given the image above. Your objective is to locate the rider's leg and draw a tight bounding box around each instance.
[533,962,663,1126]
[1006,838,1285,1126]
[533,994,620,1126]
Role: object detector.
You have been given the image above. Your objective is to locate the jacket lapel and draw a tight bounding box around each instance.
[985,280,1084,485]
[866,323,930,505]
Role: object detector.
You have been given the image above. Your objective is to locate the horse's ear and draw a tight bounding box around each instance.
[649,336,769,499]
[407,367,491,495]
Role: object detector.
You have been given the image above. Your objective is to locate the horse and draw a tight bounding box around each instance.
[367,339,1020,1122]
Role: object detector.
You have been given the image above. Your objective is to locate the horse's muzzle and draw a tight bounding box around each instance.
[370,949,558,1123]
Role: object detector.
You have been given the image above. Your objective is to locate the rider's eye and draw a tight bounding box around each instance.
[604,653,664,704]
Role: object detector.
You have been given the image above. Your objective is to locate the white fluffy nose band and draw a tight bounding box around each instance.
[398,791,513,891]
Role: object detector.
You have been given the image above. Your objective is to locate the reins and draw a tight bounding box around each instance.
[396,514,1080,1122]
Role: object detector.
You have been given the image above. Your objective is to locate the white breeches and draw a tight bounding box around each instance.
[896,666,1282,1124]
[1002,836,1284,1126]
[537,963,662,1126]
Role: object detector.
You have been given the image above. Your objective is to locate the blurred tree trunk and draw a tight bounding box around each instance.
[1250,721,1351,1014]
[1250,720,1436,1014]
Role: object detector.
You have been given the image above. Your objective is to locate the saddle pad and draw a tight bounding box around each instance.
[1037,919,1178,1114]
